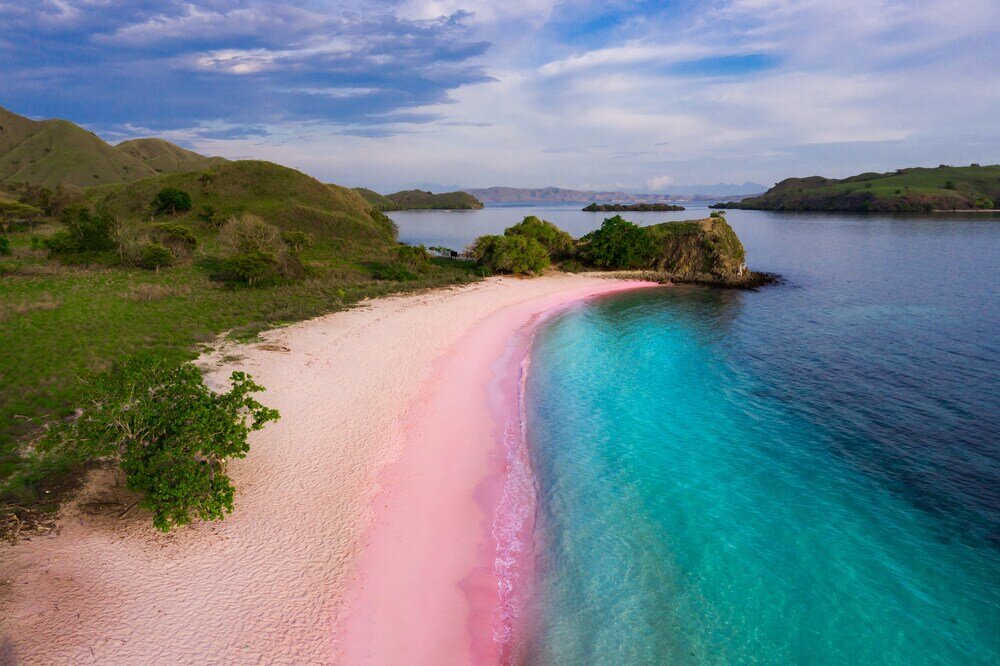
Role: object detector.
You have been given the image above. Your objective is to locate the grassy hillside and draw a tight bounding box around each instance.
[386,189,484,210]
[116,138,226,174]
[715,164,1000,212]
[0,160,481,511]
[353,187,399,211]
[0,111,158,187]
[0,105,225,189]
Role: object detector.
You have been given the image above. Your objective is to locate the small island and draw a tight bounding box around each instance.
[354,187,484,211]
[712,164,1000,213]
[583,202,685,212]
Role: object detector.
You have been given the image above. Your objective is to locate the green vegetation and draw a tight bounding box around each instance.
[353,187,485,210]
[0,105,225,189]
[36,357,279,531]
[714,164,1000,212]
[153,187,193,214]
[579,215,656,269]
[471,234,550,275]
[0,159,481,520]
[583,202,685,212]
[504,215,574,258]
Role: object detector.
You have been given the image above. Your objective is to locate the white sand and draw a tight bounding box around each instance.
[0,273,633,665]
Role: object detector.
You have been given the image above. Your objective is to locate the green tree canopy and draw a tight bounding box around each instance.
[581,215,656,269]
[152,187,193,214]
[504,216,574,258]
[471,234,550,275]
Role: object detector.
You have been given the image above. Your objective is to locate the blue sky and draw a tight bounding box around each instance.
[1,0,998,191]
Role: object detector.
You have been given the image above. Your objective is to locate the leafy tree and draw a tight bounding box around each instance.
[504,216,574,258]
[38,357,279,531]
[138,242,175,270]
[581,215,656,269]
[45,206,115,255]
[0,200,44,233]
[152,187,193,214]
[471,234,550,275]
[150,222,197,252]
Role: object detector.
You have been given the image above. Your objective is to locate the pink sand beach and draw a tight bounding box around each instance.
[0,274,655,665]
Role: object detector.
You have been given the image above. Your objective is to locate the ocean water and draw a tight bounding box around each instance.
[392,206,1000,664]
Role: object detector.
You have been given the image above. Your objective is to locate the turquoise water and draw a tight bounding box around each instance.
[392,206,1000,664]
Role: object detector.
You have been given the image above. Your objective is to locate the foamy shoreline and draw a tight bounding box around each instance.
[1,274,655,665]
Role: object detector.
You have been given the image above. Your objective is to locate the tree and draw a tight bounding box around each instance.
[471,234,550,275]
[504,216,574,258]
[45,206,115,255]
[0,200,44,233]
[152,187,193,215]
[38,357,279,531]
[580,215,656,269]
[222,250,278,285]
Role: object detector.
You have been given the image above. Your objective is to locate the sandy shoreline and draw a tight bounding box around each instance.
[1,274,655,665]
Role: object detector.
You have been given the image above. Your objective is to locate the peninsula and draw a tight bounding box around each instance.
[713,164,1000,212]
[354,187,484,210]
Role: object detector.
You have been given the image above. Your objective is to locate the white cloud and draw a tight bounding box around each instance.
[646,175,673,190]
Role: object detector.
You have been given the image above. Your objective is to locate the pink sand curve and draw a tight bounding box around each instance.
[333,279,657,665]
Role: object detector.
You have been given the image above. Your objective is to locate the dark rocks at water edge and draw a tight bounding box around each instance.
[583,202,685,212]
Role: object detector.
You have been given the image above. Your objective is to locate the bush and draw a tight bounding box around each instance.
[471,234,550,275]
[222,251,278,285]
[372,262,419,281]
[138,242,175,270]
[152,187,193,215]
[150,222,197,253]
[45,206,115,255]
[504,216,574,258]
[395,244,429,270]
[197,205,221,227]
[280,230,312,252]
[0,236,9,256]
[580,215,656,269]
[37,357,279,531]
[944,180,956,190]
[972,197,994,209]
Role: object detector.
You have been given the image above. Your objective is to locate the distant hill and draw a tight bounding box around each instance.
[116,138,226,175]
[713,165,1000,212]
[0,105,224,188]
[465,185,765,204]
[353,187,399,211]
[354,188,484,210]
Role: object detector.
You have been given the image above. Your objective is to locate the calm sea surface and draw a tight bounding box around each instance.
[390,205,1000,664]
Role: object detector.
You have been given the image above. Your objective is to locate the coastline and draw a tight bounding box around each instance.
[0,274,655,664]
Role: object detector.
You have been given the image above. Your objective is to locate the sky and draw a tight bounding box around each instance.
[1,0,998,192]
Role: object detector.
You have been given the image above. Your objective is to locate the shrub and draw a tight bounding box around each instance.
[372,262,419,281]
[370,209,399,238]
[395,244,429,271]
[972,197,994,209]
[37,357,279,531]
[45,206,115,255]
[222,250,278,285]
[150,222,197,252]
[152,187,193,214]
[471,234,550,275]
[280,230,312,252]
[219,214,285,258]
[580,215,656,269]
[0,236,9,256]
[709,211,726,219]
[944,180,956,190]
[504,216,574,258]
[197,205,221,227]
[138,242,175,270]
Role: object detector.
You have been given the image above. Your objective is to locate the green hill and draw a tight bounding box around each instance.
[0,105,224,189]
[93,160,398,259]
[116,138,226,175]
[385,189,484,210]
[714,164,1000,212]
[353,187,399,211]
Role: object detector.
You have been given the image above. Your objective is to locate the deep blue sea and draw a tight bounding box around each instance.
[391,205,1000,664]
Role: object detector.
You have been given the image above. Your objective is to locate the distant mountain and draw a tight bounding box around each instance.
[463,185,765,204]
[354,187,484,210]
[0,105,224,188]
[713,165,1000,212]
